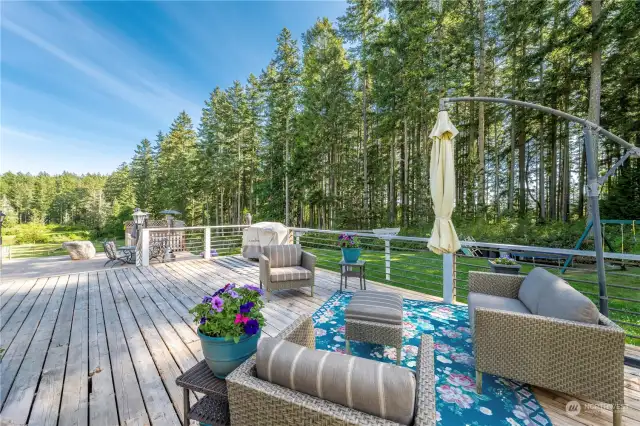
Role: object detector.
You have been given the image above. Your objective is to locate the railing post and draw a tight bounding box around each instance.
[385,239,391,281]
[443,253,455,304]
[138,229,149,267]
[204,227,211,260]
[294,231,301,245]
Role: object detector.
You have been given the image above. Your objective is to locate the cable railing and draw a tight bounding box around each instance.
[290,227,640,344]
[133,224,640,343]
[142,225,246,263]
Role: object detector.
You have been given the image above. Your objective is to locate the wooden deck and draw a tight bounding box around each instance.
[0,256,638,426]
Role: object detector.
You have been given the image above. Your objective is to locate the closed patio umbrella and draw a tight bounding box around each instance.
[428,110,461,255]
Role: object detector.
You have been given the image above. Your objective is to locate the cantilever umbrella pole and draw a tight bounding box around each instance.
[441,97,640,155]
[438,96,639,317]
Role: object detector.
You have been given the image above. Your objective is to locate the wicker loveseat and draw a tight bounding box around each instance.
[468,269,626,425]
[259,244,316,301]
[226,315,437,426]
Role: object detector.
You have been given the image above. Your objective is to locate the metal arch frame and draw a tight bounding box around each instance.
[440,96,640,317]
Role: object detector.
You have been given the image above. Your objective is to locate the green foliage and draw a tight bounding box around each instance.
[131,139,155,212]
[2,0,639,250]
[189,284,265,342]
[12,223,49,244]
[155,111,199,221]
[491,257,518,265]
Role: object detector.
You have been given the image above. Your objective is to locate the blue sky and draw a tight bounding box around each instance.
[0,1,347,175]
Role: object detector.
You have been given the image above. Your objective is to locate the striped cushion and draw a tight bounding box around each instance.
[270,266,312,282]
[345,291,404,325]
[264,244,302,268]
[256,338,416,425]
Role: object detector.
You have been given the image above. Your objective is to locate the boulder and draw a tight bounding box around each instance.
[62,241,96,260]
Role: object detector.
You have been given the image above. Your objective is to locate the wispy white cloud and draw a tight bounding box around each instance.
[0,126,130,175]
[1,2,202,122]
[2,80,150,138]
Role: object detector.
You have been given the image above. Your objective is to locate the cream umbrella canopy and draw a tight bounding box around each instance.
[427,110,461,255]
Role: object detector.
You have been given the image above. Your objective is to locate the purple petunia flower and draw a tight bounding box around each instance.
[243,284,265,296]
[227,289,239,299]
[244,318,260,335]
[202,295,212,304]
[211,296,224,313]
[240,301,254,314]
[199,317,207,325]
[213,288,224,297]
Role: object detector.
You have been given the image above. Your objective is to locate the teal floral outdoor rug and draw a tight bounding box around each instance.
[312,291,552,426]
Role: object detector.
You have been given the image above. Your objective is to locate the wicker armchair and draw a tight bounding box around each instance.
[226,315,436,426]
[469,271,626,425]
[259,244,316,301]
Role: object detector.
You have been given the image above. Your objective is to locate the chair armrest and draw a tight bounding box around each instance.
[276,314,315,349]
[468,271,525,298]
[259,254,270,285]
[414,335,437,426]
[474,308,625,404]
[301,251,316,271]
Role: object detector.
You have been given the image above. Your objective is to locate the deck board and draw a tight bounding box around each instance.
[59,272,90,426]
[97,270,149,426]
[0,256,638,425]
[29,274,79,426]
[87,271,119,426]
[0,276,61,408]
[1,276,69,424]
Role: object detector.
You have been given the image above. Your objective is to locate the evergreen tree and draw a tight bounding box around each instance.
[131,138,155,212]
[261,28,301,225]
[156,111,199,223]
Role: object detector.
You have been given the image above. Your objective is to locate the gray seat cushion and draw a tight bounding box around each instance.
[264,244,302,268]
[270,266,312,282]
[519,267,599,324]
[256,338,416,425]
[468,292,531,328]
[345,291,404,325]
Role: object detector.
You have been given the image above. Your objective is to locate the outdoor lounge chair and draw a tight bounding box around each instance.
[468,269,626,425]
[226,314,437,426]
[102,241,133,267]
[259,244,315,301]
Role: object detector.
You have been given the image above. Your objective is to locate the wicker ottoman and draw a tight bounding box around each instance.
[345,291,404,365]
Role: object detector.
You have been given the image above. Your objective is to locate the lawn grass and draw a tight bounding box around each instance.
[4,238,127,259]
[304,244,640,345]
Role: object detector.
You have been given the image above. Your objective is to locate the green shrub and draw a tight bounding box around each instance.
[14,223,49,244]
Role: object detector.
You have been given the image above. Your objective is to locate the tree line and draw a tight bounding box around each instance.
[2,0,639,236]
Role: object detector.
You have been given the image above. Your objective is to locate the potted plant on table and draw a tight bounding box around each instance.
[488,256,521,275]
[339,233,361,263]
[190,283,265,378]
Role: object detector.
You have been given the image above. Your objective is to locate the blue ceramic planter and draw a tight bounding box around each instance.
[341,247,361,263]
[198,328,261,379]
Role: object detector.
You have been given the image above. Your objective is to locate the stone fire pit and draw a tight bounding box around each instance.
[62,241,96,260]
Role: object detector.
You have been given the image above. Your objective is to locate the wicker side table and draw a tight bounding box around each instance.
[176,360,230,426]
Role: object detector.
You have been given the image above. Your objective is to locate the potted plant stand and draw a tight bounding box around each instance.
[489,259,522,275]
